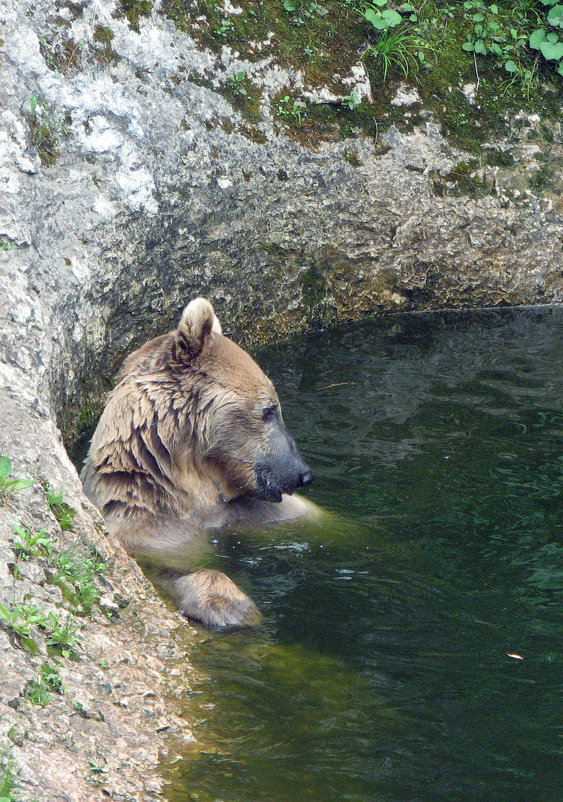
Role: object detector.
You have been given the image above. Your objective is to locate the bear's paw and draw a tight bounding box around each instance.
[172,569,261,630]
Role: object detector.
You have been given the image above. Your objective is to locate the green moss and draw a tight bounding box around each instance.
[120,0,153,31]
[299,262,329,326]
[239,124,268,144]
[93,25,114,44]
[158,0,560,155]
[485,149,515,167]
[161,0,368,90]
[28,98,71,166]
[44,484,76,531]
[529,166,554,192]
[93,25,116,63]
[431,159,492,198]
[260,242,289,256]
[38,33,83,74]
[343,147,362,167]
[301,95,407,146]
[219,73,263,123]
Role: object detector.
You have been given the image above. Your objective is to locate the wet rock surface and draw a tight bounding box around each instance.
[0,0,561,798]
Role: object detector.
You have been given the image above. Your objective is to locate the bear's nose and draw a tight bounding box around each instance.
[299,469,314,487]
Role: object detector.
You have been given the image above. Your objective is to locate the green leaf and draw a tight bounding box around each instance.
[0,456,11,482]
[5,479,36,493]
[381,9,402,25]
[474,39,487,54]
[547,31,559,41]
[504,60,518,72]
[474,23,483,35]
[547,4,563,27]
[283,0,297,10]
[462,41,475,51]
[558,60,563,74]
[540,40,563,58]
[489,42,502,55]
[473,12,484,21]
[371,15,389,29]
[529,28,546,49]
[489,4,498,12]
[20,636,40,653]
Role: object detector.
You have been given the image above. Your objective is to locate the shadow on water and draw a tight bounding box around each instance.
[159,307,561,802]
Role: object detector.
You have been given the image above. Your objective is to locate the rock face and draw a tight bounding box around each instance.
[0,0,561,797]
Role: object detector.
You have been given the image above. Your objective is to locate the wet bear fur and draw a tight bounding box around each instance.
[81,298,314,629]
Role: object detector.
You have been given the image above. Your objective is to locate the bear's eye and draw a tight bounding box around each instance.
[262,403,278,421]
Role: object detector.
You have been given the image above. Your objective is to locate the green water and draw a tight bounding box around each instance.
[165,307,562,802]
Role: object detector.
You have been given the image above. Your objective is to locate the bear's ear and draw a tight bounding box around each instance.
[177,298,222,357]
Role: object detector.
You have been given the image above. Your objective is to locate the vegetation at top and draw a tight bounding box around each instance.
[159,0,561,148]
[163,0,562,82]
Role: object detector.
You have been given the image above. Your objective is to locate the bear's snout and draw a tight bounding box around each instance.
[298,469,314,488]
[254,455,314,503]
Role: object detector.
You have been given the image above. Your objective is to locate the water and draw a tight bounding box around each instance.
[160,306,562,802]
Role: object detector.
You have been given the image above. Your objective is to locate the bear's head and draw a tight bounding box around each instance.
[173,298,314,504]
[91,298,314,516]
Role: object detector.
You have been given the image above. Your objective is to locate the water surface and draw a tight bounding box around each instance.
[163,307,562,802]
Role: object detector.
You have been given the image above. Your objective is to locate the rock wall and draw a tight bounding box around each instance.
[0,0,561,797]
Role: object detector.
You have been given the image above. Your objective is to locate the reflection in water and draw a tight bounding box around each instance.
[165,307,562,802]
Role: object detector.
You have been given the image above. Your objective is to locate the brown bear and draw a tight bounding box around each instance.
[81,298,314,629]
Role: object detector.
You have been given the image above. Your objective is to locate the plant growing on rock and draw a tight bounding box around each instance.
[28,95,71,166]
[54,546,107,613]
[44,484,75,531]
[46,612,79,658]
[0,603,48,653]
[365,27,423,79]
[26,662,64,707]
[276,94,306,124]
[459,0,563,86]
[12,525,54,560]
[0,602,80,657]
[0,745,18,800]
[357,0,403,30]
[214,17,235,37]
[339,90,360,109]
[529,1,563,75]
[227,70,249,96]
[0,457,36,499]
